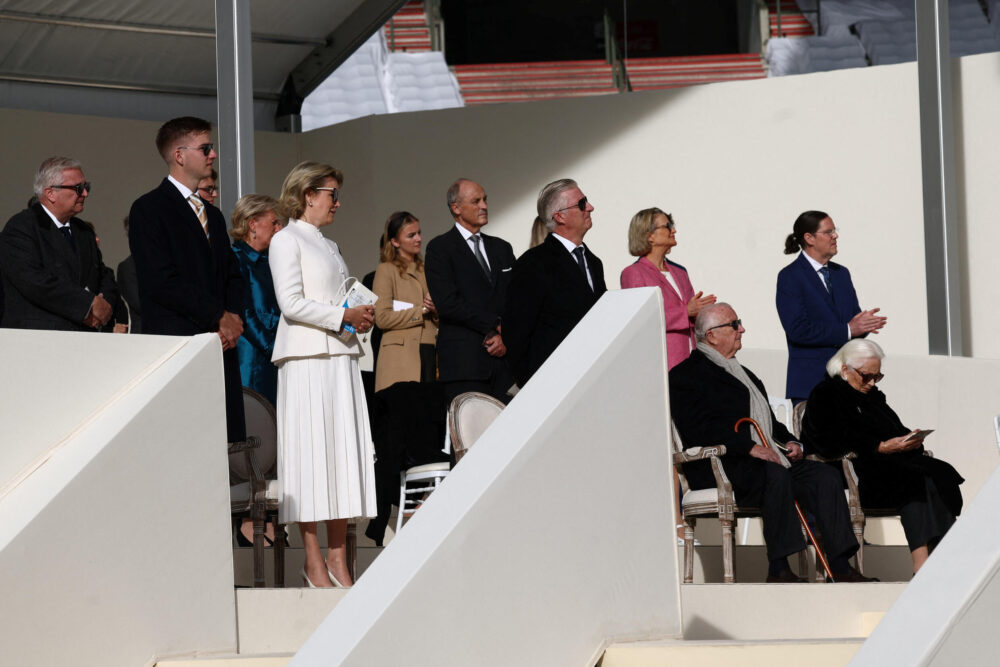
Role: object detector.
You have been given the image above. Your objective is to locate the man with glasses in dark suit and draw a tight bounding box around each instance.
[128,116,246,443]
[503,178,607,387]
[0,157,119,331]
[425,178,516,402]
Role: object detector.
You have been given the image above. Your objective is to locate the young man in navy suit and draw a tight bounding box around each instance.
[776,210,886,403]
[128,116,246,442]
[503,178,607,387]
[425,179,516,402]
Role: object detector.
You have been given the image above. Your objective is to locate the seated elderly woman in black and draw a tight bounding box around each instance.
[800,339,963,574]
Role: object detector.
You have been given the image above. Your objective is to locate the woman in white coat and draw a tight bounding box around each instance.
[270,161,377,588]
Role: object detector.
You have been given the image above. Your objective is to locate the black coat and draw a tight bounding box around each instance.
[503,233,606,387]
[669,349,796,488]
[128,178,246,442]
[800,376,963,514]
[425,226,515,384]
[0,203,120,331]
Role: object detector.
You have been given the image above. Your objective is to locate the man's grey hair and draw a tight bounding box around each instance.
[446,178,471,216]
[826,339,885,377]
[34,157,83,199]
[537,178,577,232]
[694,302,734,341]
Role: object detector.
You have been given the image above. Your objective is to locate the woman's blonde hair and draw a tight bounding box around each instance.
[278,161,344,221]
[627,207,672,257]
[529,216,547,248]
[380,211,422,274]
[229,194,281,241]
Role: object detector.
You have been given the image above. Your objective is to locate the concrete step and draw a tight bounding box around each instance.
[157,658,290,666]
[602,638,862,667]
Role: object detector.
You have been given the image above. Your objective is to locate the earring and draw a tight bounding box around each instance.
[308,201,313,207]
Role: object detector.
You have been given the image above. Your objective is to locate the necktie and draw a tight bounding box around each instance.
[58,226,76,254]
[818,265,833,293]
[188,194,209,238]
[471,234,491,282]
[572,246,590,289]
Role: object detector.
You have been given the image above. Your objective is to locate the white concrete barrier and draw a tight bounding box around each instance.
[0,331,237,666]
[291,287,681,666]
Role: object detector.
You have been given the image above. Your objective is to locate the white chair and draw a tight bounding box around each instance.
[993,415,1000,455]
[395,392,505,533]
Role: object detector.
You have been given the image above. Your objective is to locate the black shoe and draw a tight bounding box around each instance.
[830,566,879,583]
[766,568,807,583]
[235,524,288,548]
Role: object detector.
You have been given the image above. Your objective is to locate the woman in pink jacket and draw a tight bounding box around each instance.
[621,208,715,545]
[621,208,715,370]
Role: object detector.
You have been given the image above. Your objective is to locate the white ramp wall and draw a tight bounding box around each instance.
[0,331,237,666]
[851,464,1000,666]
[291,288,680,666]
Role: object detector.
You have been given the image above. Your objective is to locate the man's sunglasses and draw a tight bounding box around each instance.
[50,182,92,196]
[556,196,588,214]
[707,319,742,332]
[178,143,214,156]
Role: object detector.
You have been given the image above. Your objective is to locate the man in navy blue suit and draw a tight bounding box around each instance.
[776,210,886,403]
[129,116,246,442]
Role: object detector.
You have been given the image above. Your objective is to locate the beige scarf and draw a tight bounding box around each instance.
[696,342,791,468]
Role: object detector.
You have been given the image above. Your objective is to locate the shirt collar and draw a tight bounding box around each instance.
[454,222,481,242]
[39,203,69,229]
[168,174,197,201]
[801,251,826,272]
[551,231,583,253]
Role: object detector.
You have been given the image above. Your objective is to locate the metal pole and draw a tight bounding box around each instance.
[915,0,964,355]
[215,0,256,222]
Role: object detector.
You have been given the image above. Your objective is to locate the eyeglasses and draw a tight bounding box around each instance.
[707,319,742,332]
[652,220,675,232]
[198,186,218,196]
[815,227,839,237]
[314,187,339,203]
[555,196,588,214]
[849,366,883,384]
[178,143,214,156]
[50,182,92,196]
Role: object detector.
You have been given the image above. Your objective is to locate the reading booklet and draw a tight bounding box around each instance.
[337,278,378,341]
[902,429,934,444]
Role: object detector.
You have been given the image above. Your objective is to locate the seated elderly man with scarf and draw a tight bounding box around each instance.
[668,302,874,583]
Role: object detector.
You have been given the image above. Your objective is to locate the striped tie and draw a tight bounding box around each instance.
[188,194,209,238]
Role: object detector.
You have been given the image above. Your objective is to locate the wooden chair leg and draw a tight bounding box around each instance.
[721,518,735,584]
[252,484,266,588]
[346,520,358,583]
[683,518,695,584]
[854,518,865,575]
[274,520,285,588]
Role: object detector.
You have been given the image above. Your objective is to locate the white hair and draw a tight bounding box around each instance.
[694,302,733,341]
[826,338,885,377]
[34,157,83,199]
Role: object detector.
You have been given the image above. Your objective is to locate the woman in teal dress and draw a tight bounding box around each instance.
[230,194,284,405]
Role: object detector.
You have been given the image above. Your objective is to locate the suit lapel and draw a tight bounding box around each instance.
[162,180,213,260]
[547,234,592,293]
[36,208,81,279]
[451,226,491,286]
[796,253,836,311]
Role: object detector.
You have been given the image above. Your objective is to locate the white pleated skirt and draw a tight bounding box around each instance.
[276,354,377,523]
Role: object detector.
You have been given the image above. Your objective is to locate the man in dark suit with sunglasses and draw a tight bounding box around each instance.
[128,116,246,443]
[503,178,607,387]
[669,302,873,583]
[425,178,516,402]
[0,157,119,331]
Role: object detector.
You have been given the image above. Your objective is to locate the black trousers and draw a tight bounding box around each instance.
[689,457,858,563]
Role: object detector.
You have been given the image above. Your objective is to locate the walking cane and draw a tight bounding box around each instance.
[733,417,836,582]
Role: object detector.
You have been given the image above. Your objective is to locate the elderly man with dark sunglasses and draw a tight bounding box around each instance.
[669,302,874,583]
[0,156,120,331]
[503,178,607,388]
